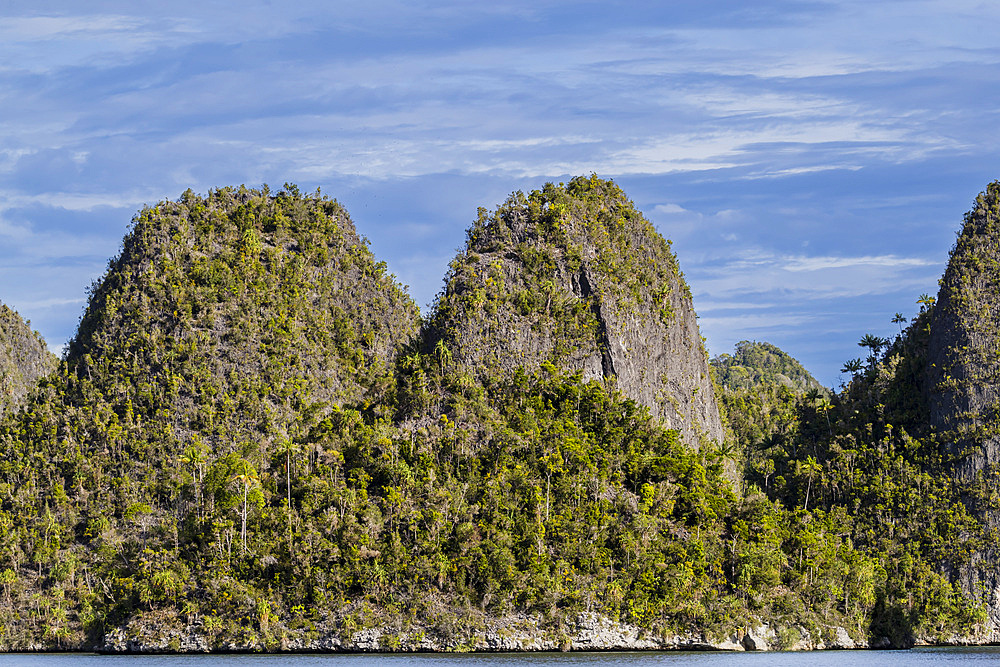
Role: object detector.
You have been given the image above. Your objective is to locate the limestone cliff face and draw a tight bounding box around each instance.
[927,182,1000,488]
[926,181,1000,628]
[0,302,57,417]
[427,176,724,450]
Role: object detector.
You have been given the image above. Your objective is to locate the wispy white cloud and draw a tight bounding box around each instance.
[0,15,144,41]
[17,296,86,310]
[691,249,941,301]
[781,254,936,272]
[1,190,160,212]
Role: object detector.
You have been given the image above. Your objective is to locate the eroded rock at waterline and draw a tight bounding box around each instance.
[96,611,866,654]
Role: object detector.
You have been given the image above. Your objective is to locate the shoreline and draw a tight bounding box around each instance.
[4,611,995,655]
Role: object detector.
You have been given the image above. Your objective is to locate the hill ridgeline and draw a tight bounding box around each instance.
[712,340,826,395]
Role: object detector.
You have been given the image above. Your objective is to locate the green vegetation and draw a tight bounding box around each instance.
[430,174,684,362]
[0,303,57,417]
[0,177,993,651]
[928,182,1000,486]
[712,341,826,394]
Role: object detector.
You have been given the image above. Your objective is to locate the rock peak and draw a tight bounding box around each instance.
[928,181,1000,487]
[428,175,724,450]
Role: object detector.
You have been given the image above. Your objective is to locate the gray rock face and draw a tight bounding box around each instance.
[926,181,1000,628]
[64,187,419,451]
[826,625,857,649]
[428,176,724,453]
[0,302,57,417]
[96,611,850,654]
[927,182,1000,486]
[741,625,771,651]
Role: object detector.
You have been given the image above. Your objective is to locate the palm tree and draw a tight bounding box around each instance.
[917,294,936,312]
[797,456,823,511]
[858,334,888,369]
[758,458,775,491]
[891,312,907,335]
[841,358,864,375]
[180,442,208,518]
[232,465,260,554]
[817,398,834,436]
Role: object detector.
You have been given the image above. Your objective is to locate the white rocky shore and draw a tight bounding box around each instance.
[99,611,883,654]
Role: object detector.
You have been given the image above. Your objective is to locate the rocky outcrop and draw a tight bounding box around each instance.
[95,611,865,654]
[928,181,1000,486]
[427,175,724,453]
[0,302,57,417]
[926,181,1000,629]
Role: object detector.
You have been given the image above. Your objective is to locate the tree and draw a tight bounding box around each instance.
[891,312,906,332]
[841,358,864,376]
[180,440,209,518]
[276,437,301,550]
[233,467,260,554]
[205,454,264,555]
[797,456,822,511]
[858,334,888,369]
[816,398,834,436]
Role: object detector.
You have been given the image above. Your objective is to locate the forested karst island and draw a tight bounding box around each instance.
[0,176,998,652]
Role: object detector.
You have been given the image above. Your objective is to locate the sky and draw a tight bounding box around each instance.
[2,0,1000,388]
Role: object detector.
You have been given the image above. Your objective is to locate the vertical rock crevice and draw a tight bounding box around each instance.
[579,266,616,381]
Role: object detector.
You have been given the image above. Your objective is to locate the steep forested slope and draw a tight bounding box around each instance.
[928,181,1000,491]
[0,185,420,647]
[0,303,57,417]
[925,180,1000,627]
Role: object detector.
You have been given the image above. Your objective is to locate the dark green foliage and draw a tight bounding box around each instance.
[706,327,988,644]
[723,316,988,643]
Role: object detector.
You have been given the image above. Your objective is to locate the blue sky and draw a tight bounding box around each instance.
[2,1,999,387]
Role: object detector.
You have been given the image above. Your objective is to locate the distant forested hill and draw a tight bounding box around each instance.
[0,302,57,417]
[711,340,826,394]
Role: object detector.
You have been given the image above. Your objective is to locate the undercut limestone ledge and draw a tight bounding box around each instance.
[96,611,876,654]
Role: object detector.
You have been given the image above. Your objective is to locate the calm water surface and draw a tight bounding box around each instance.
[0,650,998,666]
